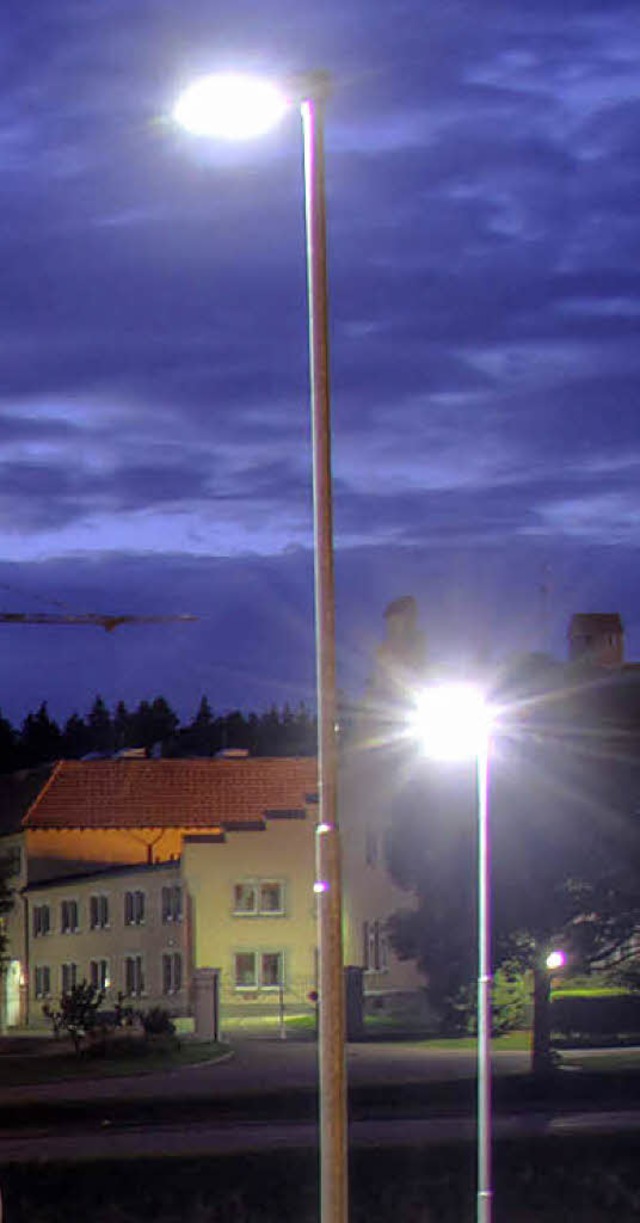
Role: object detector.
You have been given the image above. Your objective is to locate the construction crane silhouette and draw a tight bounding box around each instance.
[0,612,196,633]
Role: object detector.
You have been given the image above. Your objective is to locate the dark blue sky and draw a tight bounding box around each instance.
[2,1,640,725]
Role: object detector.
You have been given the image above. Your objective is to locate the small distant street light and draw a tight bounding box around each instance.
[546,949,566,973]
[414,683,494,1223]
[173,70,347,1223]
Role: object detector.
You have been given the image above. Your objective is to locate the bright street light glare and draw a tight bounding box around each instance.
[414,683,491,761]
[546,949,566,971]
[173,73,290,140]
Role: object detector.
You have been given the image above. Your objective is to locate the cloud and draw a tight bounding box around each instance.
[2,0,640,723]
[528,491,640,547]
[3,534,640,727]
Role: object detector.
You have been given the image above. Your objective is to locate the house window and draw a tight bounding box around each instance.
[233,880,284,916]
[61,962,78,994]
[365,828,379,868]
[259,882,284,914]
[33,904,51,938]
[234,952,257,988]
[124,955,145,996]
[89,959,110,991]
[363,920,388,972]
[124,891,145,926]
[60,900,79,933]
[234,884,257,914]
[35,966,51,998]
[162,952,183,995]
[261,952,284,989]
[234,951,284,990]
[161,885,183,924]
[90,894,110,930]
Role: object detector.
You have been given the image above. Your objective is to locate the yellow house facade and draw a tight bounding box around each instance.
[25,860,188,1026]
[1,750,424,1029]
[182,812,318,1016]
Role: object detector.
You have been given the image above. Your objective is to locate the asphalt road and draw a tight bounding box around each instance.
[0,1037,527,1106]
[0,1038,638,1163]
[1,1109,640,1164]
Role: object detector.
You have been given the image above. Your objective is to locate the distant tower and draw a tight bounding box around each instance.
[568,613,624,668]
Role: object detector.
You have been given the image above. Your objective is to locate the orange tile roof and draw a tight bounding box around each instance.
[23,758,318,831]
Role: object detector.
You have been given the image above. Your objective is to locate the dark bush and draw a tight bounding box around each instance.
[138,1006,177,1039]
[551,991,640,1043]
[42,981,105,1053]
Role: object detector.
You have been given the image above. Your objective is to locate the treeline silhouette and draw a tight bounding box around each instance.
[0,695,317,774]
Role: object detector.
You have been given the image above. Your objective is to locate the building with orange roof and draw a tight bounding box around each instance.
[1,751,422,1029]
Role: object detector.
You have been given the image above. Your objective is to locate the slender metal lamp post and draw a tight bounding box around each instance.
[173,70,348,1223]
[300,72,349,1223]
[414,683,494,1223]
[476,732,492,1223]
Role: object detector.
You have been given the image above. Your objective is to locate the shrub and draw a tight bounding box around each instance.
[138,1006,176,1039]
[43,981,105,1053]
[551,991,640,1043]
[491,963,529,1035]
[607,959,640,993]
[438,962,528,1036]
[114,991,137,1028]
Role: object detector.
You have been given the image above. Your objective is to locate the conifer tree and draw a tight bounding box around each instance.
[88,695,114,754]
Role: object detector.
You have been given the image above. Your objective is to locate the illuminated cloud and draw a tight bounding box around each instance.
[2,0,640,716]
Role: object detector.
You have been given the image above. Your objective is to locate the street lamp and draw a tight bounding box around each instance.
[173,71,348,1223]
[413,683,494,1223]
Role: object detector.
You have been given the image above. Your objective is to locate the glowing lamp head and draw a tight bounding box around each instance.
[413,683,491,761]
[173,73,290,140]
[546,949,566,972]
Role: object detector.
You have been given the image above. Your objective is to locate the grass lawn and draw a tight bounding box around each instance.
[407,1030,531,1052]
[562,1047,640,1073]
[553,985,632,998]
[284,1013,316,1031]
[285,1013,533,1048]
[0,1038,230,1088]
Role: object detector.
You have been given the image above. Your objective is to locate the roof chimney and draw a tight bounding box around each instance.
[568,613,624,668]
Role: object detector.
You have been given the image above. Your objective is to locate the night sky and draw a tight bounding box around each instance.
[2,1,640,726]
